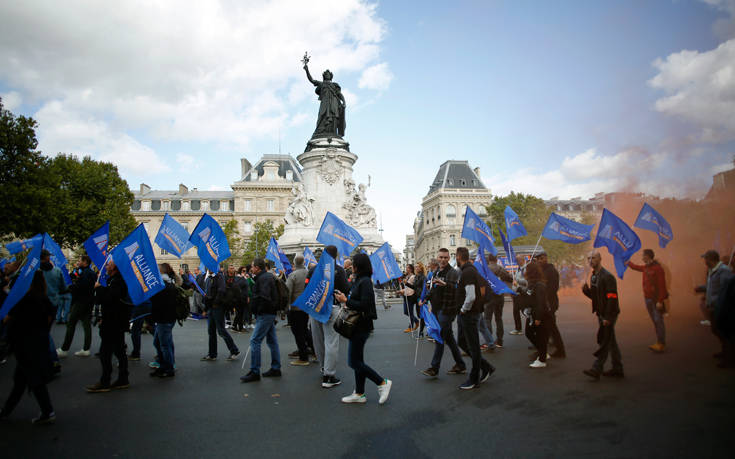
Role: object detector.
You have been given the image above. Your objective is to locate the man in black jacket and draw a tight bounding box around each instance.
[422,248,466,378]
[241,258,282,383]
[582,251,623,379]
[455,247,494,390]
[150,271,178,377]
[485,253,512,347]
[86,261,131,392]
[201,268,239,361]
[58,255,96,357]
[535,252,566,358]
[223,265,249,332]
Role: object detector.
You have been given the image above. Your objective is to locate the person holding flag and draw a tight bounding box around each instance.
[334,253,392,405]
[627,249,669,353]
[534,252,566,358]
[57,255,96,358]
[524,261,553,368]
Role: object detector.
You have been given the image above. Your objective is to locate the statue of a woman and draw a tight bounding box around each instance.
[303,61,346,139]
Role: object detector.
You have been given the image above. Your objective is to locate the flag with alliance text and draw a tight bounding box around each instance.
[266,237,292,275]
[303,246,318,267]
[461,206,497,255]
[634,203,673,249]
[111,224,165,305]
[0,243,43,320]
[189,214,231,273]
[542,212,594,244]
[504,205,528,241]
[369,242,402,285]
[316,212,363,257]
[42,233,72,286]
[83,221,110,270]
[475,247,515,296]
[498,228,516,268]
[155,213,193,258]
[5,234,43,255]
[293,251,335,323]
[594,209,641,279]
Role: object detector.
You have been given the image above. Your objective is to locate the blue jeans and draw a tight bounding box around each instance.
[154,322,175,372]
[477,316,495,346]
[249,314,280,374]
[645,298,666,344]
[430,312,465,370]
[458,312,492,383]
[348,330,383,394]
[56,295,71,323]
[207,307,238,357]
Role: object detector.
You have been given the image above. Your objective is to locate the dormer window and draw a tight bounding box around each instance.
[286,170,293,181]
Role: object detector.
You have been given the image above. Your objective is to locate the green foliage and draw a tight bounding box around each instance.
[222,220,243,262]
[485,192,593,265]
[242,221,285,265]
[0,98,137,248]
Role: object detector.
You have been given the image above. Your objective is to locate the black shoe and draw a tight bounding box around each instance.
[158,370,175,378]
[480,363,495,383]
[322,375,342,388]
[263,368,282,377]
[150,369,164,377]
[583,369,601,380]
[458,379,477,390]
[447,364,466,375]
[421,367,438,378]
[288,350,300,358]
[32,412,56,425]
[111,380,130,390]
[240,371,260,383]
[602,369,624,378]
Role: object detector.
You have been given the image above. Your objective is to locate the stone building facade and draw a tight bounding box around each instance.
[131,154,301,271]
[412,160,492,266]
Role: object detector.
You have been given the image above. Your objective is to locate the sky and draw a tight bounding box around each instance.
[1,0,734,251]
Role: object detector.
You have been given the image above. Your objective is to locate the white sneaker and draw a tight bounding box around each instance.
[56,348,68,358]
[700,320,711,326]
[75,349,91,357]
[377,379,392,405]
[341,392,367,404]
[529,359,547,368]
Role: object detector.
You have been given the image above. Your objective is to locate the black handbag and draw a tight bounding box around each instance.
[333,306,362,339]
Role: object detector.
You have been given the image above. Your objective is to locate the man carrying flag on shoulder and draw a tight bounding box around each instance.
[627,249,669,353]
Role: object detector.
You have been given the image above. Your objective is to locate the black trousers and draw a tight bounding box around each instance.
[233,303,245,331]
[288,310,311,360]
[548,311,566,355]
[593,319,623,372]
[526,317,549,362]
[99,327,128,385]
[512,296,523,331]
[486,297,505,343]
[458,312,492,383]
[2,364,53,416]
[61,301,92,351]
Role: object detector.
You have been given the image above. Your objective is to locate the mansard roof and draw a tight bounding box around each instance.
[241,154,302,182]
[428,160,486,194]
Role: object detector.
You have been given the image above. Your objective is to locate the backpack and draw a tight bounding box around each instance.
[174,285,193,325]
[274,276,290,312]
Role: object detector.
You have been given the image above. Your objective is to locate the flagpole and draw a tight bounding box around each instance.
[526,234,543,267]
[413,335,420,366]
[241,346,251,370]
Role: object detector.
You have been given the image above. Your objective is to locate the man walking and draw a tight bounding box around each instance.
[696,250,734,367]
[201,268,240,361]
[421,248,466,378]
[57,255,96,358]
[455,247,494,390]
[485,253,512,347]
[627,249,669,353]
[240,258,282,382]
[286,255,311,366]
[582,251,624,380]
[535,252,566,358]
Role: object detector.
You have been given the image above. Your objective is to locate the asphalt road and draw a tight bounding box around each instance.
[0,294,732,458]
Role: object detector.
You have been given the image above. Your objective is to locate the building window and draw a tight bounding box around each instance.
[141,200,151,211]
[244,199,252,211]
[230,200,235,211]
[191,200,201,211]
[151,200,161,211]
[160,249,168,255]
[267,199,275,211]
[450,235,456,246]
[446,205,456,218]
[131,200,141,210]
[286,170,293,180]
[460,179,466,186]
[243,222,252,233]
[210,200,220,211]
[171,200,181,211]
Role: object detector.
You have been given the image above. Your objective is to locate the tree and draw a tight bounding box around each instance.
[0,97,57,238]
[486,192,593,265]
[222,220,243,261]
[242,221,285,265]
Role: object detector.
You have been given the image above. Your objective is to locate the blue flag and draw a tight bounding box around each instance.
[498,228,516,267]
[594,209,642,279]
[266,237,292,275]
[293,251,335,323]
[369,242,402,285]
[504,205,528,241]
[475,247,516,296]
[155,213,193,258]
[111,224,165,305]
[499,256,518,271]
[187,272,205,296]
[542,212,594,244]
[634,203,673,249]
[5,235,43,255]
[0,257,15,271]
[303,246,318,267]
[316,212,363,257]
[189,214,231,273]
[0,243,43,320]
[42,233,72,286]
[83,221,110,270]
[460,206,497,255]
[198,261,206,273]
[419,304,443,344]
[419,271,433,304]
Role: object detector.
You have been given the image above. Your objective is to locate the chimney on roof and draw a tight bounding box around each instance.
[140,183,151,194]
[473,167,481,177]
[179,183,188,194]
[241,158,252,179]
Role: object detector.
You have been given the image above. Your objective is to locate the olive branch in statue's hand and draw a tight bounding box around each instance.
[301,52,310,68]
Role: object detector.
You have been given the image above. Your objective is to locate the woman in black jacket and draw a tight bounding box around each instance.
[524,261,552,369]
[0,271,56,424]
[334,254,392,405]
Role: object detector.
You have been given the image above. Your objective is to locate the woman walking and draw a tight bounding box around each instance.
[0,271,56,424]
[525,261,552,368]
[334,253,392,405]
[399,264,419,333]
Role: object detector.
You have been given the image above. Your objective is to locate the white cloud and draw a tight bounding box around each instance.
[34,100,169,175]
[176,153,196,171]
[701,0,735,39]
[358,62,394,91]
[648,38,735,142]
[0,91,21,111]
[0,0,388,150]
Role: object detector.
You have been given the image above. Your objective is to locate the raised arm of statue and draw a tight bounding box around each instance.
[304,65,318,86]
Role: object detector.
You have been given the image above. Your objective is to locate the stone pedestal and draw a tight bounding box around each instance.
[278,137,384,255]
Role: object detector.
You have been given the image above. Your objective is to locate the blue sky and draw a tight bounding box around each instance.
[1,0,734,250]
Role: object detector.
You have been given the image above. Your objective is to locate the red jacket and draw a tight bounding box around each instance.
[628,261,668,302]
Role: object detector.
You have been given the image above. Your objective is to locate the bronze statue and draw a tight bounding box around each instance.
[302,52,346,139]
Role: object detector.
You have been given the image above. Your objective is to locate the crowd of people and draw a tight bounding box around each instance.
[1,242,734,424]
